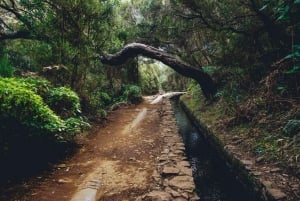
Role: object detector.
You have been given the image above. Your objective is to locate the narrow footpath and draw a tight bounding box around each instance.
[1,95,197,201]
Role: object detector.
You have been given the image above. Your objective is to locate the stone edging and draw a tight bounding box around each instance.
[138,98,199,201]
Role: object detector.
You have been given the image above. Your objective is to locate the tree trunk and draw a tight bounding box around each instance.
[100,43,216,99]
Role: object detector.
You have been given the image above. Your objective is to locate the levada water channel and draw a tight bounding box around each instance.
[170,97,263,201]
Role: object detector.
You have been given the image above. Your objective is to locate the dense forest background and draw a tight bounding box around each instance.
[0,0,299,180]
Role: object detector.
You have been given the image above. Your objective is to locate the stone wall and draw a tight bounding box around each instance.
[138,98,199,201]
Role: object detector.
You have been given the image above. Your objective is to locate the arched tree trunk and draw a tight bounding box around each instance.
[100,43,216,99]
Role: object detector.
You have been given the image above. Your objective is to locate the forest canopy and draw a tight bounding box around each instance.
[0,0,299,178]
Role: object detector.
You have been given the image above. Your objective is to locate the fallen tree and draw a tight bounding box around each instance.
[100,43,216,99]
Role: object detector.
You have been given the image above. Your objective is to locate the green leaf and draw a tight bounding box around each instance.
[260,4,268,11]
[284,53,295,59]
[286,66,300,74]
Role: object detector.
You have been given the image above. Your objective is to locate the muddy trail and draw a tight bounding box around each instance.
[0,96,172,201]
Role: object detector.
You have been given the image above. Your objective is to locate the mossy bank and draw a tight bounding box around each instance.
[179,92,300,201]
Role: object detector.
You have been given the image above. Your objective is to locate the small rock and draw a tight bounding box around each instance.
[268,189,287,200]
[190,194,200,201]
[175,146,185,151]
[176,142,185,147]
[232,135,240,141]
[168,176,195,192]
[181,192,189,199]
[159,155,169,162]
[152,170,160,179]
[270,168,281,173]
[57,178,72,184]
[168,153,177,158]
[129,157,136,161]
[162,133,173,137]
[174,150,184,155]
[165,187,180,197]
[181,156,188,161]
[260,179,273,188]
[173,197,187,201]
[55,164,67,168]
[291,184,299,189]
[159,161,169,166]
[143,191,172,201]
[161,149,170,154]
[241,160,253,166]
[253,171,262,176]
[232,139,243,145]
[224,145,236,150]
[255,157,264,163]
[177,161,190,167]
[162,166,180,176]
[163,179,169,187]
[179,167,193,176]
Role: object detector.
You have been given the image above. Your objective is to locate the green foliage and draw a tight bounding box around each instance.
[65,117,90,134]
[6,40,53,72]
[270,0,300,74]
[285,44,300,74]
[1,0,127,95]
[282,119,300,137]
[99,92,112,106]
[0,55,14,77]
[84,90,112,117]
[46,87,81,119]
[0,78,88,142]
[0,79,65,136]
[187,80,203,103]
[138,61,161,94]
[212,67,248,109]
[122,85,142,104]
[3,77,51,98]
[2,77,83,118]
[97,109,108,118]
[253,133,282,159]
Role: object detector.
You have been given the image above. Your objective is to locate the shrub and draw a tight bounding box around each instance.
[0,78,91,176]
[3,77,51,98]
[65,117,90,134]
[0,79,65,136]
[0,78,88,142]
[2,77,82,119]
[99,92,112,106]
[46,87,81,119]
[122,85,142,104]
[0,56,14,77]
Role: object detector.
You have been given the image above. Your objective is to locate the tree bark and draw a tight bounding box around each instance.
[100,43,216,99]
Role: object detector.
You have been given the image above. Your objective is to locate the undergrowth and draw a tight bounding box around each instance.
[0,77,90,178]
[181,65,300,176]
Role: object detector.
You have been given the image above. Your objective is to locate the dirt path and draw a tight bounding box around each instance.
[2,97,168,201]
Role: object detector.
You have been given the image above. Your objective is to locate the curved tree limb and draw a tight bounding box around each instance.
[100,43,216,99]
[0,30,31,40]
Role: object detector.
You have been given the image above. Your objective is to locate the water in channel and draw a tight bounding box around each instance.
[171,98,260,201]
